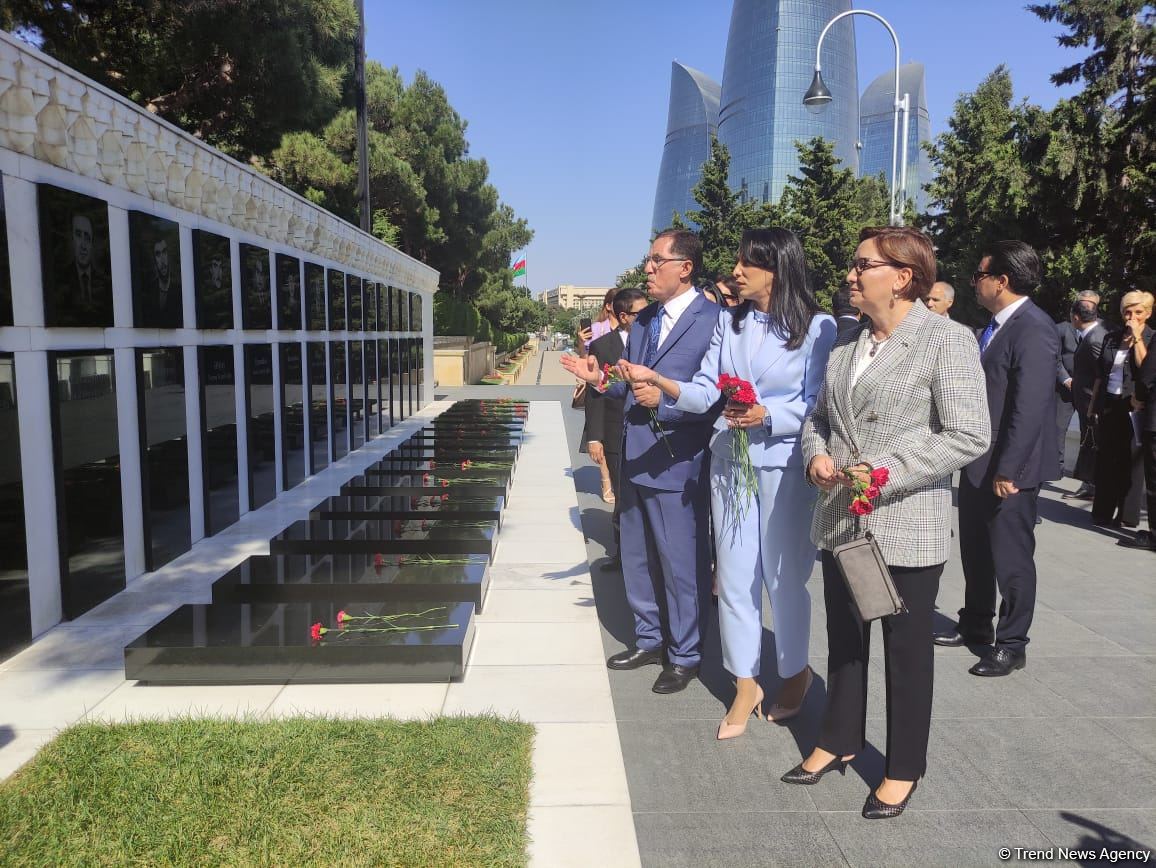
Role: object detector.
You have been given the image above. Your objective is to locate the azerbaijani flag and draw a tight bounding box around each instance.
[511,256,527,278]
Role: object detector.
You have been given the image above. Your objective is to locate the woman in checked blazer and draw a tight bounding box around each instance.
[784,226,990,820]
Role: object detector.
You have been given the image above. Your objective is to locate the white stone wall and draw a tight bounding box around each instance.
[0,32,438,640]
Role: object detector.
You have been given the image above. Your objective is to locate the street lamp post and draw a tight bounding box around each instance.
[803,9,909,226]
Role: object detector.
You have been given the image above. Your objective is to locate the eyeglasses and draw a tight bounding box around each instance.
[971,270,1000,285]
[643,254,690,268]
[848,258,898,275]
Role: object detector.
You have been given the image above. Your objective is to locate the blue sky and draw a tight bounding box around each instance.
[364,1,1086,295]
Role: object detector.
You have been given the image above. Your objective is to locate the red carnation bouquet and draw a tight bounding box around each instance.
[846,466,890,515]
[717,374,760,513]
[600,363,674,457]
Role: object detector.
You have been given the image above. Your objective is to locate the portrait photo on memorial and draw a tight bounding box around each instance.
[192,229,233,330]
[38,184,112,327]
[276,253,301,331]
[239,243,272,329]
[129,211,183,329]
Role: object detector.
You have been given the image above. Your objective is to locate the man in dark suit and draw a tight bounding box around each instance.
[1055,292,1102,484]
[1063,298,1108,498]
[563,229,721,693]
[935,241,1061,676]
[586,287,648,569]
[832,285,861,334]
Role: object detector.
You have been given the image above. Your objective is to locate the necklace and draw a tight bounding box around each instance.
[867,332,891,358]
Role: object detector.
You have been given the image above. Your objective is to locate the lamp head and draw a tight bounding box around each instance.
[802,69,832,114]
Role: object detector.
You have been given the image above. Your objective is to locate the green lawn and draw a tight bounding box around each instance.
[0,715,534,867]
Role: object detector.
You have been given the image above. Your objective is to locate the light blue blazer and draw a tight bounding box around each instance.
[673,309,837,469]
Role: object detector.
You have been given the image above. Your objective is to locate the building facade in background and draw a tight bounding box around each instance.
[650,62,721,234]
[718,0,859,205]
[859,62,932,213]
[542,285,613,310]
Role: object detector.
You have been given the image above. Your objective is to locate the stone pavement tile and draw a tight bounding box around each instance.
[616,719,817,813]
[499,510,583,532]
[488,563,592,590]
[805,719,1017,812]
[820,810,1054,868]
[0,669,125,729]
[469,622,606,666]
[493,533,589,565]
[1058,609,1156,655]
[1035,572,1155,612]
[1093,717,1156,764]
[84,682,283,722]
[0,625,143,672]
[265,683,448,720]
[443,664,615,723]
[0,729,60,780]
[528,805,640,868]
[917,659,1081,719]
[68,590,189,628]
[1026,656,1156,716]
[480,588,598,622]
[1020,612,1134,657]
[633,812,848,868]
[530,722,631,807]
[1024,809,1156,853]
[937,718,1156,810]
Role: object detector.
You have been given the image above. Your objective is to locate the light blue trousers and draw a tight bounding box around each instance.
[711,458,818,679]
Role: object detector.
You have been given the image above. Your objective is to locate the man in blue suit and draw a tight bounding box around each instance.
[935,241,1061,677]
[562,229,721,693]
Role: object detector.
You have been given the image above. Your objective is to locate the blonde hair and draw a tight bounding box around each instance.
[1120,290,1154,314]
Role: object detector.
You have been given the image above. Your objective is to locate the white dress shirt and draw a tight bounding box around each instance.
[657,288,699,348]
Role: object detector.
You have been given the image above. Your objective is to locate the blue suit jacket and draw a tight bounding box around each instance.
[964,298,1062,489]
[603,292,722,491]
[674,309,837,469]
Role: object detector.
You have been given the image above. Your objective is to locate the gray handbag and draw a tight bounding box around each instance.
[831,528,907,621]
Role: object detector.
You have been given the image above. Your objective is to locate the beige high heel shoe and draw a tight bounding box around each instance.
[765,666,814,723]
[716,685,765,740]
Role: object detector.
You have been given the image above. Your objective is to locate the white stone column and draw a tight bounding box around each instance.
[113,345,145,578]
[184,344,205,542]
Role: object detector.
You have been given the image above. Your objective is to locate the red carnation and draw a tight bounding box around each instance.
[422,472,431,485]
[441,479,449,488]
[850,498,873,516]
[441,493,450,502]
[864,484,881,500]
[310,622,326,642]
[870,467,890,486]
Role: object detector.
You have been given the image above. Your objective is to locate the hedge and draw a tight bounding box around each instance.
[433,294,524,355]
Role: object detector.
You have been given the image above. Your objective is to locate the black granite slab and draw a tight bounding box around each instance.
[407,428,522,444]
[362,464,512,485]
[340,474,508,500]
[210,554,491,610]
[269,517,498,557]
[428,419,524,432]
[387,445,518,463]
[124,599,475,683]
[309,495,503,524]
[372,455,515,472]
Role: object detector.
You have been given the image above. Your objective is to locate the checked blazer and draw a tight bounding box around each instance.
[801,302,991,567]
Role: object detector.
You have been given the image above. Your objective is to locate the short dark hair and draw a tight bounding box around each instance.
[981,240,1040,295]
[612,287,647,317]
[654,229,703,283]
[832,285,858,318]
[1071,300,1098,324]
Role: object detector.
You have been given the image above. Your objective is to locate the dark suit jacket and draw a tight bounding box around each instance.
[1136,331,1156,432]
[585,329,626,455]
[836,315,861,335]
[1095,326,1154,406]
[1056,320,1078,402]
[1070,321,1107,416]
[964,298,1062,490]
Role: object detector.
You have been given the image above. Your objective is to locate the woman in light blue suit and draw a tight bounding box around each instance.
[623,228,837,739]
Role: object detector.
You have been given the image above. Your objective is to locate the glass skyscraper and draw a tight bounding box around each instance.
[651,62,721,234]
[860,62,932,213]
[717,0,859,205]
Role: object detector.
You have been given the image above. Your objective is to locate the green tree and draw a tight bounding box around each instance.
[3,0,359,160]
[778,138,889,310]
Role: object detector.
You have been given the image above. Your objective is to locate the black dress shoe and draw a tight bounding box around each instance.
[969,646,1026,677]
[862,781,918,819]
[652,664,699,694]
[1063,484,1095,500]
[933,628,993,648]
[1119,531,1156,551]
[600,555,622,571]
[781,754,851,785]
[606,647,663,670]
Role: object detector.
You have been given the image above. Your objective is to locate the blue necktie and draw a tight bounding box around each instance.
[644,305,665,366]
[979,319,998,353]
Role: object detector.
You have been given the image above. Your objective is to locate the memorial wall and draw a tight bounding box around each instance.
[0,32,438,658]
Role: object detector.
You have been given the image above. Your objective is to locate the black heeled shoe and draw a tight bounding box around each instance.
[781,753,851,785]
[862,780,918,819]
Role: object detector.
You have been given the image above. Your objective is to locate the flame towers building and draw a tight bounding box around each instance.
[651,62,722,234]
[717,0,859,205]
[860,62,932,213]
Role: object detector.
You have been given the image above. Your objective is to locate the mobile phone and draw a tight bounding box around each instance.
[579,317,592,331]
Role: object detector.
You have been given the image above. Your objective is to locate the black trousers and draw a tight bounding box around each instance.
[817,551,942,781]
[958,476,1039,650]
[1073,402,1098,483]
[1144,431,1156,535]
[606,448,621,554]
[1092,396,1145,526]
[1057,398,1075,475]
